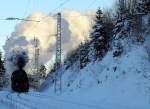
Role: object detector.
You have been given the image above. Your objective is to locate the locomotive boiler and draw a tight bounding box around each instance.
[11,56,29,93]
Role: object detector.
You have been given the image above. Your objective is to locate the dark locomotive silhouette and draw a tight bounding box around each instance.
[11,56,29,92]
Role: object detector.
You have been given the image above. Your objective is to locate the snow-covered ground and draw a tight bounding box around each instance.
[0,45,150,109]
[44,45,150,109]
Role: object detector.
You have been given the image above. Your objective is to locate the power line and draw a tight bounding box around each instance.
[85,0,97,11]
[23,0,31,18]
[53,0,72,12]
[0,17,40,22]
[39,0,72,22]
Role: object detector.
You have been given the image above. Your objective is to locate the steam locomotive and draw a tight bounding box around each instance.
[11,56,29,93]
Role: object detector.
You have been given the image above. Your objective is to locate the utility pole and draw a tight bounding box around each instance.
[33,37,40,89]
[54,13,62,94]
[34,37,40,75]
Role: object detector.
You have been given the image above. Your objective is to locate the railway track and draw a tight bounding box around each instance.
[1,92,103,109]
[24,93,103,109]
[6,93,37,109]
[18,93,60,109]
[0,93,27,109]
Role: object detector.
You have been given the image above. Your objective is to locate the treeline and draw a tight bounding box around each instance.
[49,0,150,73]
[0,51,7,88]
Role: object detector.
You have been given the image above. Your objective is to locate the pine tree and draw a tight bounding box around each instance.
[0,51,6,88]
[64,46,80,70]
[112,0,133,57]
[0,51,5,75]
[39,64,47,79]
[79,42,89,69]
[113,0,129,39]
[90,8,108,60]
[145,0,150,13]
[136,0,150,14]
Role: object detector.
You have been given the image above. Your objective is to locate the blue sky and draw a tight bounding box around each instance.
[0,0,116,51]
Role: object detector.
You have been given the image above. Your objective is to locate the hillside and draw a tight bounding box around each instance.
[41,42,150,109]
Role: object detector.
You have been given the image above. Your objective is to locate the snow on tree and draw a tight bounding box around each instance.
[136,0,150,14]
[112,0,134,57]
[88,41,95,62]
[0,51,5,75]
[79,41,89,69]
[113,0,130,39]
[64,48,79,70]
[90,8,109,60]
[144,0,150,13]
[132,0,150,43]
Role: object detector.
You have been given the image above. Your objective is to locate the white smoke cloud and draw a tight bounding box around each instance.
[62,10,92,50]
[4,10,94,74]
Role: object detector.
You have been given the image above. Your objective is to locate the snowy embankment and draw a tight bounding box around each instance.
[44,45,150,109]
[0,45,150,109]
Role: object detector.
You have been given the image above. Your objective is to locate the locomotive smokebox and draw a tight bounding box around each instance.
[16,56,26,69]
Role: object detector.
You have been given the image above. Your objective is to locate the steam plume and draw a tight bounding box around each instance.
[6,47,29,74]
[4,10,94,74]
